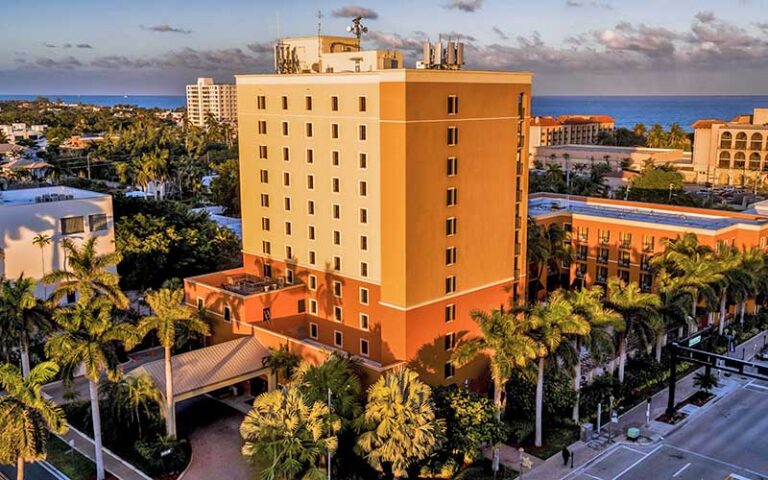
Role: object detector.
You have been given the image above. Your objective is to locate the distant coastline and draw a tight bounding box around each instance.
[3,94,768,131]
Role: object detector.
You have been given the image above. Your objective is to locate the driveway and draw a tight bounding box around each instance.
[176,396,257,480]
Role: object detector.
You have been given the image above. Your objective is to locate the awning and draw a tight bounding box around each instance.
[134,336,272,403]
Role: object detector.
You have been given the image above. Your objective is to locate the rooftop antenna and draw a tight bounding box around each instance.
[346,16,368,48]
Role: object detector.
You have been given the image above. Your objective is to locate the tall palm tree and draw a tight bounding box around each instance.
[451,309,539,473]
[136,288,209,437]
[100,372,162,438]
[31,234,52,297]
[356,368,444,480]
[567,285,622,423]
[262,343,301,384]
[0,362,68,480]
[240,386,339,480]
[713,246,752,334]
[527,291,590,447]
[738,248,767,324]
[46,297,138,480]
[0,275,49,377]
[43,237,128,309]
[605,279,661,383]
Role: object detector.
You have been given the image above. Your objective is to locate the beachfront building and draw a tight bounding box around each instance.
[528,192,768,325]
[184,34,532,385]
[0,186,116,299]
[185,77,238,128]
[692,108,768,187]
[529,115,614,155]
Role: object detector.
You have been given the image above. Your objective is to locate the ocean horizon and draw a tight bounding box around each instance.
[3,94,768,131]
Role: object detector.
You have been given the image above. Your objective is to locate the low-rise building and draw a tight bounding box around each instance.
[692,108,768,187]
[533,144,690,172]
[185,77,237,128]
[0,123,46,144]
[529,115,614,155]
[0,186,116,299]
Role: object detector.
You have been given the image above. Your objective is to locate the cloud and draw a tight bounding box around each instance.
[77,44,93,49]
[43,43,57,48]
[62,43,73,48]
[247,42,273,54]
[566,0,614,9]
[141,24,192,34]
[444,0,483,12]
[33,56,83,69]
[492,27,509,40]
[331,5,379,19]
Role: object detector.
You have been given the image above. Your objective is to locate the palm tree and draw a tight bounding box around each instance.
[43,237,128,309]
[100,372,162,438]
[136,288,209,437]
[0,362,68,480]
[291,353,363,428]
[451,309,538,473]
[526,221,572,299]
[46,297,139,480]
[262,343,301,384]
[527,291,590,447]
[693,371,719,395]
[32,234,52,297]
[605,279,661,383]
[240,386,339,480]
[356,368,444,479]
[0,275,49,377]
[737,248,767,325]
[567,285,622,423]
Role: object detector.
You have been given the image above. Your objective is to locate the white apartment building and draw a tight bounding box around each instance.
[0,186,116,299]
[185,77,237,127]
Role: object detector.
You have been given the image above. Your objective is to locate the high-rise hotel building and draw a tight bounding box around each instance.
[185,35,532,384]
[185,77,238,127]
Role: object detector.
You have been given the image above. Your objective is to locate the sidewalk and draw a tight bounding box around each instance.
[519,330,768,480]
[55,426,152,480]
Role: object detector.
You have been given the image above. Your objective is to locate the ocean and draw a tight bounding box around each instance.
[3,94,768,131]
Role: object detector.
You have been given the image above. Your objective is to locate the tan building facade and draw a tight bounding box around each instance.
[692,108,768,186]
[529,115,614,156]
[185,36,531,385]
[0,186,116,299]
[185,77,237,127]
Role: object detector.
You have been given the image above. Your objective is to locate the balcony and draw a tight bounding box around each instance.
[596,256,608,265]
[618,258,631,268]
[599,237,610,245]
[619,241,632,250]
[640,262,651,272]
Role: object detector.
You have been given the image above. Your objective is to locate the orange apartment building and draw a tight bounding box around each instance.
[184,35,532,385]
[529,193,768,325]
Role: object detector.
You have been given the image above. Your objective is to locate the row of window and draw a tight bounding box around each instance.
[261,242,370,277]
[259,146,369,168]
[60,213,109,235]
[717,151,768,170]
[258,120,368,141]
[720,132,767,150]
[259,195,369,222]
[308,323,370,356]
[264,172,369,196]
[258,94,368,113]
[572,226,655,251]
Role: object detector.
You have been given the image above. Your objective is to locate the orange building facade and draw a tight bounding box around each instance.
[529,193,768,324]
[184,36,532,385]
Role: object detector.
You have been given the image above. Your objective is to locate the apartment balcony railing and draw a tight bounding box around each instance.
[640,262,651,272]
[618,259,630,268]
[620,241,632,249]
[596,256,608,265]
[599,237,610,245]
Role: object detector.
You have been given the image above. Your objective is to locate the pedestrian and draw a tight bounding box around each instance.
[561,446,571,466]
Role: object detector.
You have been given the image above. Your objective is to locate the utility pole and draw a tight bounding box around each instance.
[666,342,678,415]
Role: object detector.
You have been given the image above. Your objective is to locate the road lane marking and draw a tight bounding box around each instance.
[612,445,662,480]
[672,462,690,477]
[621,446,646,455]
[664,445,765,478]
[583,473,605,480]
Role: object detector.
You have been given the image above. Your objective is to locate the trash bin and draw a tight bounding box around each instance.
[627,427,641,440]
[581,422,594,442]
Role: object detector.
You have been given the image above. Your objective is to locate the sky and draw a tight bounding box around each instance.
[2,0,768,95]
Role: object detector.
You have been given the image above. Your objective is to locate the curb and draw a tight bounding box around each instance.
[176,444,195,480]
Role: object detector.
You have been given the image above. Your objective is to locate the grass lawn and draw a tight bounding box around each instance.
[46,435,97,480]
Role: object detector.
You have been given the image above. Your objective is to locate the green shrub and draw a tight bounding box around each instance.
[134,435,189,476]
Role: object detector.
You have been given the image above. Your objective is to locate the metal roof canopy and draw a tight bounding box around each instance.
[135,336,273,403]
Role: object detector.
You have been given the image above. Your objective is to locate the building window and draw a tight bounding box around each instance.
[286,269,295,284]
[223,306,231,322]
[305,122,313,137]
[446,217,457,236]
[61,216,84,235]
[445,304,456,322]
[359,96,367,112]
[643,236,655,252]
[196,297,204,310]
[360,235,368,251]
[284,197,291,211]
[334,306,343,322]
[445,246,457,265]
[306,149,314,164]
[262,241,271,255]
[309,250,316,265]
[333,230,341,245]
[261,217,271,231]
[285,245,293,259]
[359,125,367,141]
[598,229,610,244]
[283,172,291,186]
[310,299,318,315]
[359,181,367,196]
[359,153,368,169]
[446,187,458,207]
[331,124,339,139]
[283,147,290,161]
[258,120,267,134]
[260,194,270,207]
[66,291,77,304]
[260,169,269,183]
[333,256,341,271]
[618,269,630,284]
[359,208,368,224]
[447,126,458,146]
[309,275,317,290]
[597,247,608,264]
[360,288,369,305]
[360,339,369,357]
[307,175,315,190]
[332,177,340,193]
[447,157,458,176]
[308,225,316,240]
[444,362,455,380]
[331,96,339,111]
[334,330,343,347]
[620,232,632,249]
[332,150,340,166]
[281,95,288,110]
[445,275,456,294]
[333,204,341,219]
[360,313,369,330]
[447,95,459,115]
[619,251,631,268]
[596,266,608,284]
[331,281,342,298]
[257,96,266,109]
[360,262,368,277]
[281,121,288,136]
[308,201,316,215]
[305,96,313,111]
[89,214,108,232]
[445,332,456,351]
[310,322,318,339]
